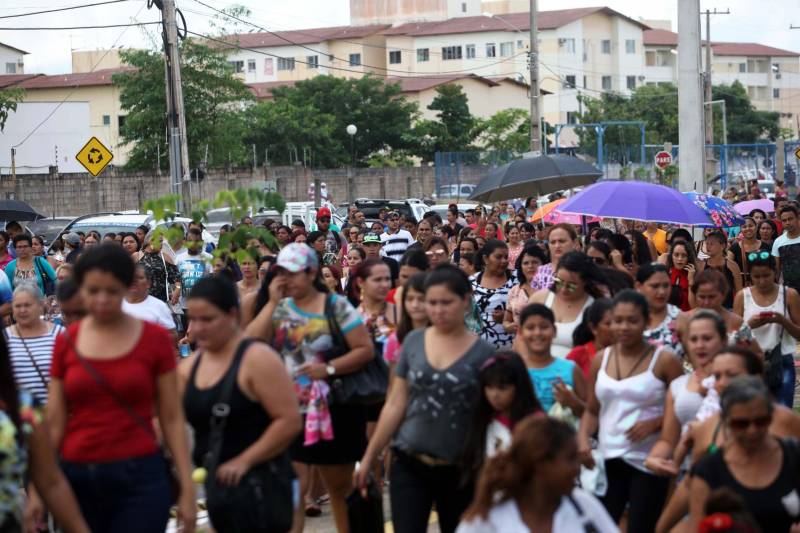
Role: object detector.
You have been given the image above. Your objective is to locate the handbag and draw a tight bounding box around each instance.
[202,338,295,533]
[35,257,55,297]
[323,294,388,406]
[763,285,787,391]
[346,475,384,533]
[63,331,180,503]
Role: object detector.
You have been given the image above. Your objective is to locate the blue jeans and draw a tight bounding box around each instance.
[61,453,172,533]
[773,353,797,408]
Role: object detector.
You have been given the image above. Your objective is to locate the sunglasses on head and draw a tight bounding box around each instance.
[728,415,770,431]
[553,277,579,292]
[747,251,771,262]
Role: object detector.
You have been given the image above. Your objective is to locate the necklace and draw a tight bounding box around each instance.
[613,344,653,380]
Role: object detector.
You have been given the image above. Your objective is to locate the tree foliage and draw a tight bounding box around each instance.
[246,75,419,167]
[114,40,253,171]
[575,81,781,163]
[414,84,478,161]
[0,88,24,132]
[473,108,531,154]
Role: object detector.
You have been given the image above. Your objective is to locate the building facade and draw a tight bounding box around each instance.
[0,42,27,75]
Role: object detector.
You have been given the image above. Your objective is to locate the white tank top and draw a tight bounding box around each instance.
[595,345,667,472]
[742,287,796,355]
[544,291,594,359]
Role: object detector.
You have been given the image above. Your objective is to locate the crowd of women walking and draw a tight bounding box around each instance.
[1,194,800,533]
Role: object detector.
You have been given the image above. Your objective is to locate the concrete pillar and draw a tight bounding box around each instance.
[678,0,705,193]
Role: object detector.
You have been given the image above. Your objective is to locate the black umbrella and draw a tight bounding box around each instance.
[468,154,603,203]
[0,200,45,221]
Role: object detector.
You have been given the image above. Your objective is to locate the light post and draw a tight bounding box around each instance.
[346,124,357,204]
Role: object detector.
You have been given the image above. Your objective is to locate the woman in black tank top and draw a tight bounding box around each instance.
[177,277,302,533]
[699,231,742,309]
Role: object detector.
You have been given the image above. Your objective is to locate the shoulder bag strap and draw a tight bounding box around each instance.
[203,338,255,471]
[325,294,347,350]
[63,329,159,444]
[16,327,48,389]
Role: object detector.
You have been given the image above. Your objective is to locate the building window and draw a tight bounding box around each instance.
[739,63,746,73]
[625,39,635,54]
[564,75,576,88]
[277,57,295,71]
[349,53,361,66]
[442,46,463,60]
[117,115,126,134]
[774,88,780,99]
[264,58,274,75]
[601,40,611,54]
[500,42,514,57]
[486,43,496,58]
[229,60,244,73]
[247,59,256,73]
[389,50,402,64]
[5,63,15,74]
[102,115,111,126]
[626,76,636,90]
[517,39,524,49]
[602,76,612,90]
[772,63,781,73]
[307,55,319,69]
[583,75,587,88]
[562,38,576,53]
[566,112,578,125]
[417,48,429,62]
[461,2,467,12]
[466,44,476,59]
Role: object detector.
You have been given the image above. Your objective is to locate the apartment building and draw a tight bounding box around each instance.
[220,24,391,84]
[350,0,482,25]
[643,28,800,137]
[0,42,27,75]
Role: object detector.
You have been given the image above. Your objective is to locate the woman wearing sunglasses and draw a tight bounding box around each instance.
[728,216,769,287]
[529,251,607,359]
[689,376,800,533]
[733,251,800,407]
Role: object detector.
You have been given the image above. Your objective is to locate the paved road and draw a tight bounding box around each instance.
[304,490,441,533]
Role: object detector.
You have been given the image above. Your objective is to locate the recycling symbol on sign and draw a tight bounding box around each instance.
[87,147,104,165]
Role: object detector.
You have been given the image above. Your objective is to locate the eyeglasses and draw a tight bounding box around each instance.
[747,251,771,262]
[426,250,447,258]
[553,277,579,292]
[728,415,770,431]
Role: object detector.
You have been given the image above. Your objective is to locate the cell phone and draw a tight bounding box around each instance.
[759,312,776,318]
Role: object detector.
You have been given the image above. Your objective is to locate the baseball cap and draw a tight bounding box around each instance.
[275,243,318,273]
[317,207,331,219]
[387,210,400,218]
[362,232,382,245]
[63,233,81,247]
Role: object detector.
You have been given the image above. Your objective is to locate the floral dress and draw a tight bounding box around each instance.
[644,304,683,358]
[0,390,41,529]
[470,271,518,348]
[139,252,181,302]
[358,303,396,360]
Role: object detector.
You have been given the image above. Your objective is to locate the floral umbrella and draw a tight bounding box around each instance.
[683,192,744,228]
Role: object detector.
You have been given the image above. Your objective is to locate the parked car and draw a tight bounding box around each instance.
[205,207,281,237]
[352,198,428,224]
[433,183,476,201]
[27,217,78,245]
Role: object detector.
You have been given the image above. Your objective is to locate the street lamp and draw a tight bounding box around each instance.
[346,124,357,203]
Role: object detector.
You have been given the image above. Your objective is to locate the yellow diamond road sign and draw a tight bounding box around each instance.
[795,146,800,160]
[76,136,113,177]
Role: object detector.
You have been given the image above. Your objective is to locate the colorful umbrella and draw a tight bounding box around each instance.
[530,199,564,223]
[535,199,601,225]
[556,181,712,226]
[683,192,744,228]
[733,198,775,216]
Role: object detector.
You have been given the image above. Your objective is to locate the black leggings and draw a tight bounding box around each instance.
[389,450,473,533]
[601,458,670,532]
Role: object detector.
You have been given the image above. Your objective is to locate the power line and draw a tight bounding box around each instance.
[12,2,148,148]
[0,0,130,19]
[0,21,159,30]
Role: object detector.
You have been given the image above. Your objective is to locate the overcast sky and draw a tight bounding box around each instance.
[2,0,798,75]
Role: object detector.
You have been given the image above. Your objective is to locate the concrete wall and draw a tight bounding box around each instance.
[0,163,487,217]
[71,50,124,73]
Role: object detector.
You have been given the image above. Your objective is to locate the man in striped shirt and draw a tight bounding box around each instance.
[380,210,414,261]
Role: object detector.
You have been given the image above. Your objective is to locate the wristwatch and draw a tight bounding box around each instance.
[326,364,336,376]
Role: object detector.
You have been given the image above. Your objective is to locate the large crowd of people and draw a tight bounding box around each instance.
[1,189,800,533]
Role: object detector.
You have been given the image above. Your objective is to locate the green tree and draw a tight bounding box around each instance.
[261,75,419,167]
[414,84,477,161]
[473,108,530,153]
[114,40,253,171]
[712,81,780,143]
[0,88,24,132]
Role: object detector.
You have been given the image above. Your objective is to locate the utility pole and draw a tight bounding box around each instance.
[160,0,191,212]
[528,0,541,155]
[678,0,704,193]
[701,8,729,150]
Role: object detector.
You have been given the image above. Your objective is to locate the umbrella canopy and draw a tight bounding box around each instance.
[0,200,44,222]
[684,192,744,228]
[733,198,774,216]
[468,154,603,203]
[557,181,712,226]
[531,198,600,225]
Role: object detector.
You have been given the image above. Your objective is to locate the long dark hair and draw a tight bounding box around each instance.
[551,251,608,299]
[0,332,21,443]
[625,229,653,265]
[572,298,614,346]
[515,244,547,285]
[396,273,428,343]
[460,351,541,484]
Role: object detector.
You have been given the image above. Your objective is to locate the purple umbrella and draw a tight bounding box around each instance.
[733,198,774,215]
[557,181,712,225]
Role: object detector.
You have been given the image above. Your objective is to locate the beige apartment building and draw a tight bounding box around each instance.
[0,41,26,75]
